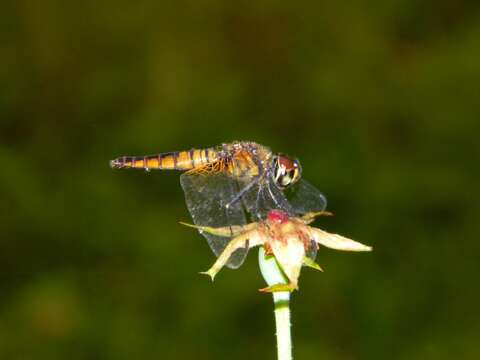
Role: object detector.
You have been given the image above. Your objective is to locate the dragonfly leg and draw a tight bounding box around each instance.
[225,176,260,210]
[253,186,264,220]
[266,183,283,209]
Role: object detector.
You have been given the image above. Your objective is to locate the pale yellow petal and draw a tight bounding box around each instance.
[200,229,264,279]
[311,228,372,252]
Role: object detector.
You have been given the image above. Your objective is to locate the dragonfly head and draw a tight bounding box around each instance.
[272,154,302,189]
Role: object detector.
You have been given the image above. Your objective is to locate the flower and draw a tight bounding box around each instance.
[181,209,372,292]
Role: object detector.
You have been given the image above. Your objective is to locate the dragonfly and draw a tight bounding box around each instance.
[110,141,327,268]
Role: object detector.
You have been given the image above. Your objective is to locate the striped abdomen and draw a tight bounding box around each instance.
[110,148,218,171]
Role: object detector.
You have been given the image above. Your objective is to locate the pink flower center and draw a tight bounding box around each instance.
[267,209,290,224]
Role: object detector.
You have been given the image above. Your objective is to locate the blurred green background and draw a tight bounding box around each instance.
[1,1,479,359]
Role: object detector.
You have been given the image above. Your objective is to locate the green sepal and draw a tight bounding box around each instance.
[302,256,324,272]
[259,283,296,293]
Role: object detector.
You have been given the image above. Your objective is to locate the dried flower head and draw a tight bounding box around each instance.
[181,209,372,292]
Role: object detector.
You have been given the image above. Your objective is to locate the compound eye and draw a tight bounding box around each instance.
[287,169,298,184]
[279,171,294,187]
[272,157,284,181]
[272,155,302,188]
[289,159,302,185]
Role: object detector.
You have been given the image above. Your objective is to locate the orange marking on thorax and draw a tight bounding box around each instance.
[231,150,259,177]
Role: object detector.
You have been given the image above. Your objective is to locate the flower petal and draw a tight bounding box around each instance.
[311,228,372,252]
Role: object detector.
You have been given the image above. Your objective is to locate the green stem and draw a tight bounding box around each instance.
[258,247,292,360]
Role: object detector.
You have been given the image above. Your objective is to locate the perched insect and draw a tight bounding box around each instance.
[110,141,327,268]
[181,209,372,292]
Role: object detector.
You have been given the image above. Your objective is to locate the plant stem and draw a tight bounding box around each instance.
[258,247,293,360]
[273,291,292,360]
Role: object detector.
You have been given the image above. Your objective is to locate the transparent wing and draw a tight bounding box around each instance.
[180,172,249,269]
[287,178,326,261]
[237,176,292,220]
[305,239,318,261]
[283,178,327,215]
[242,176,326,219]
[240,176,321,260]
[258,177,326,260]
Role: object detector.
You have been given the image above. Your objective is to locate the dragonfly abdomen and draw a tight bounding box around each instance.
[110,148,218,171]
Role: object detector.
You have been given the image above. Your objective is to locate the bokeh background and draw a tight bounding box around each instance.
[1,1,479,359]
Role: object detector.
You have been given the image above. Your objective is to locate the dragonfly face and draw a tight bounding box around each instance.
[271,154,302,189]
